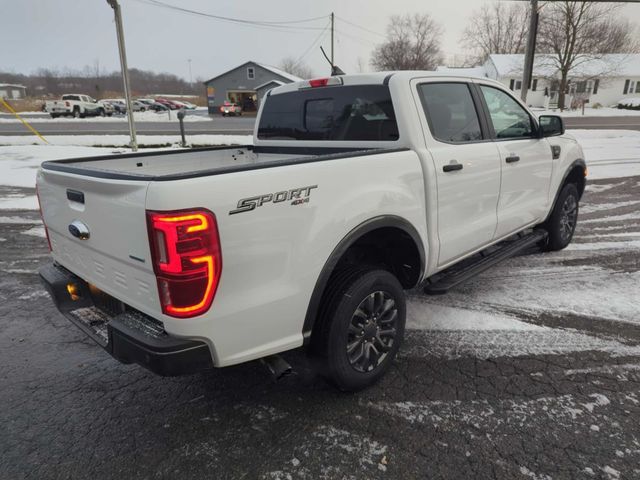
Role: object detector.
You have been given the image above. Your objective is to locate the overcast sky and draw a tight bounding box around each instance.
[3,0,640,82]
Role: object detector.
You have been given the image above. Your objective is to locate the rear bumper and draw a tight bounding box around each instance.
[38,262,214,376]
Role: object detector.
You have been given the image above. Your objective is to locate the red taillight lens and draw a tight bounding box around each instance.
[35,185,52,251]
[65,101,70,107]
[309,78,329,88]
[146,209,222,318]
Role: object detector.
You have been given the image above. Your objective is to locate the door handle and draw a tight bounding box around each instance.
[505,155,520,163]
[443,162,463,172]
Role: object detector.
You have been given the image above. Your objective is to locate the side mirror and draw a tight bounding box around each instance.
[539,115,564,137]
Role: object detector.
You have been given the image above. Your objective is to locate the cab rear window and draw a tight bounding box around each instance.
[257,85,399,141]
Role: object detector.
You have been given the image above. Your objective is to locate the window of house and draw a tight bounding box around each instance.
[515,80,522,91]
[593,79,599,95]
[480,86,535,139]
[532,79,538,91]
[509,79,515,90]
[576,81,587,94]
[636,82,640,94]
[247,67,255,80]
[630,81,636,94]
[624,79,630,94]
[418,83,483,143]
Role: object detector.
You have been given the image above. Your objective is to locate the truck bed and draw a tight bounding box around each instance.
[41,145,387,181]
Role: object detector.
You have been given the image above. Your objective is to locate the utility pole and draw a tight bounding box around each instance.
[521,0,539,103]
[188,59,193,85]
[330,12,335,68]
[107,0,137,151]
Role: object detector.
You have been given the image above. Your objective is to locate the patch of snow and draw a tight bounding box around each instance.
[583,393,611,413]
[21,226,46,238]
[407,302,545,331]
[581,211,640,224]
[0,216,39,224]
[565,240,640,251]
[580,200,640,214]
[0,195,38,210]
[602,466,621,479]
[569,130,640,179]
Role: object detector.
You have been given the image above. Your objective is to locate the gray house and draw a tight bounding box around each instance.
[204,61,301,114]
[0,84,27,100]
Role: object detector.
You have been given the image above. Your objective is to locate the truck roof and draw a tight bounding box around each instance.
[269,71,504,96]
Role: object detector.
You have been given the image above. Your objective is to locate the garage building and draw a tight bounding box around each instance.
[204,61,301,114]
[0,84,27,100]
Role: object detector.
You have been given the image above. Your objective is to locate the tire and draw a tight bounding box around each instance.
[50,113,58,119]
[313,266,406,391]
[99,108,105,117]
[140,107,145,112]
[73,108,82,119]
[543,183,579,251]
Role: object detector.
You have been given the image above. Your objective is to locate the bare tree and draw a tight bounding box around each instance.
[460,2,530,65]
[278,57,314,79]
[538,1,639,109]
[371,14,443,71]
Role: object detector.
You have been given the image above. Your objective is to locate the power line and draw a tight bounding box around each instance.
[294,21,331,67]
[132,0,329,32]
[335,16,386,39]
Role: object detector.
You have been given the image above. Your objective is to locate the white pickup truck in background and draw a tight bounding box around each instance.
[37,72,586,390]
[45,94,114,118]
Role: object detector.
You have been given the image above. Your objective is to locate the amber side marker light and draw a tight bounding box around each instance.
[584,167,588,177]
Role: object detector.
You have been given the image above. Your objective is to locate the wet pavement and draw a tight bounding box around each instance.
[1,176,639,479]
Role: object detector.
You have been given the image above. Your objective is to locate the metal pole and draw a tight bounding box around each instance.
[107,0,137,151]
[330,12,335,68]
[521,0,539,103]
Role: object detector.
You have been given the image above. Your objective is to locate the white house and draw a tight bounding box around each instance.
[439,53,640,109]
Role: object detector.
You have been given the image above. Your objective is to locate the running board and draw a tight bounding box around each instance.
[422,229,548,295]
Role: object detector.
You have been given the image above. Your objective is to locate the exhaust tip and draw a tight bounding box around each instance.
[261,355,293,381]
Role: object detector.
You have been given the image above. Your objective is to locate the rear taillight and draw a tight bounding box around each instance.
[65,101,70,107]
[146,209,222,318]
[35,185,52,251]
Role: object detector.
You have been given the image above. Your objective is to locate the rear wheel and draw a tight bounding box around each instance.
[543,183,579,251]
[313,267,406,391]
[98,108,106,117]
[73,108,81,119]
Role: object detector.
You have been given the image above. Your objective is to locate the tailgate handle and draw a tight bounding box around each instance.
[67,189,85,204]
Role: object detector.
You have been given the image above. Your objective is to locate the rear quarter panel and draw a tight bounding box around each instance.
[146,150,427,366]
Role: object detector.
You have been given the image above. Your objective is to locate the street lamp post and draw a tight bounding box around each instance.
[106,0,137,151]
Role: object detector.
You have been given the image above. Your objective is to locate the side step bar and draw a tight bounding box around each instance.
[423,229,548,295]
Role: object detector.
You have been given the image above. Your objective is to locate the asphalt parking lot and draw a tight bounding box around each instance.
[1,176,640,479]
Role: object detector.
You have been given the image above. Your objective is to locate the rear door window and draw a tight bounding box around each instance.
[417,83,483,143]
[258,85,399,141]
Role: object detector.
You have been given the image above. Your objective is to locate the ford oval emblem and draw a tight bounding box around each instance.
[69,220,90,240]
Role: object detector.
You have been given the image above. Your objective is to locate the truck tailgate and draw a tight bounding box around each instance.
[37,168,160,317]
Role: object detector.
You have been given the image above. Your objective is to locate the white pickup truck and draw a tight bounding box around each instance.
[37,72,586,390]
[45,94,113,118]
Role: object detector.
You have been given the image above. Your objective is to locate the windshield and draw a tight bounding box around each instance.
[257,84,399,141]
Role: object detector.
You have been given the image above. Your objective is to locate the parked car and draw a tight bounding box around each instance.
[179,101,198,110]
[98,100,115,116]
[132,100,148,112]
[45,94,109,118]
[155,98,181,110]
[102,99,127,114]
[220,101,242,116]
[37,72,585,391]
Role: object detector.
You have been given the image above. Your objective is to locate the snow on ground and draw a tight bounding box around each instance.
[533,107,640,117]
[569,130,640,179]
[0,111,212,123]
[0,134,252,148]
